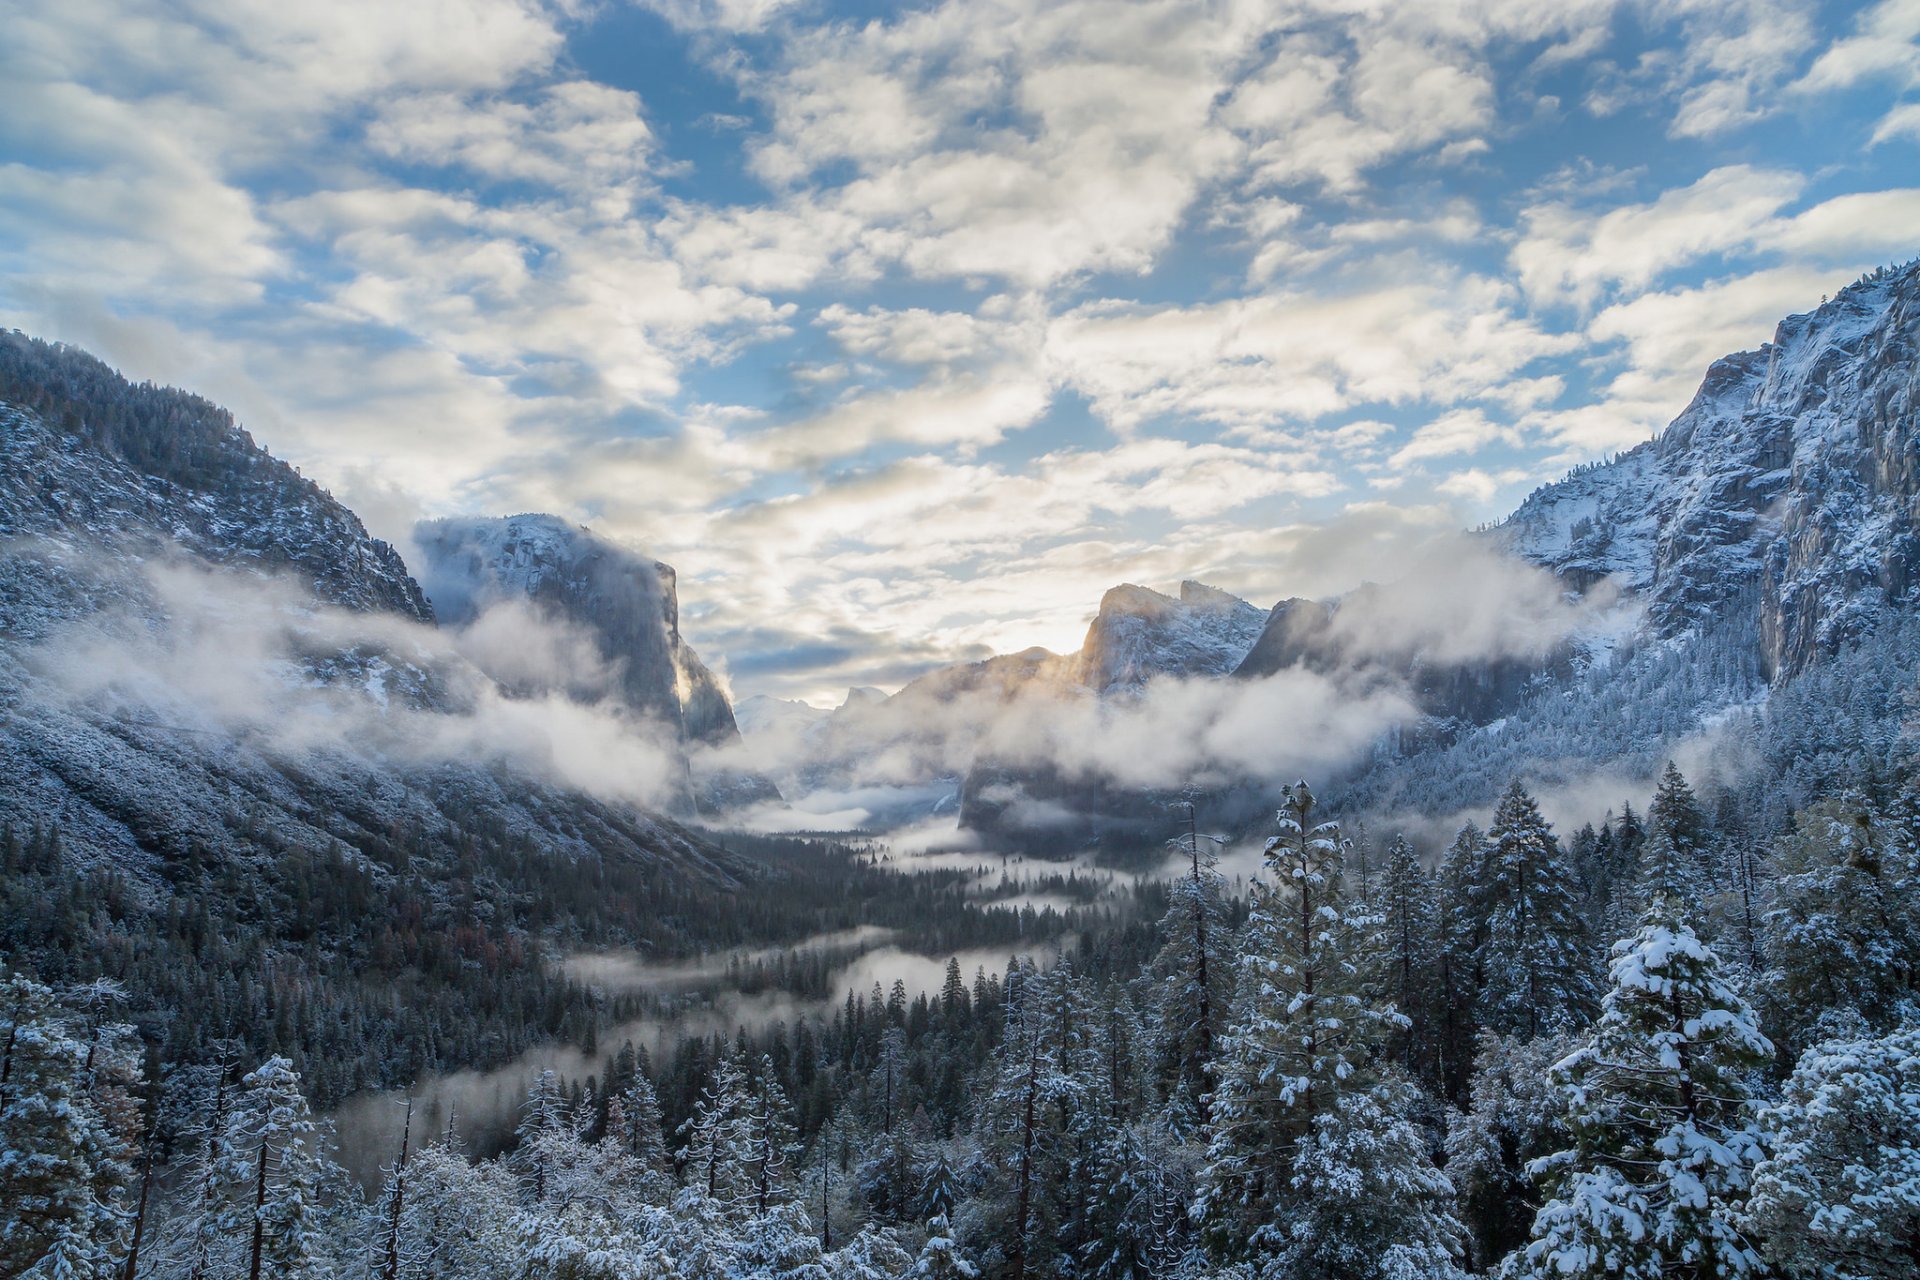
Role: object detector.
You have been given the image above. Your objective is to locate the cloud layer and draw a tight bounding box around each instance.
[4,0,1918,701]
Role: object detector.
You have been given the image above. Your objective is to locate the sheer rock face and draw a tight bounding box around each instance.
[414,515,740,744]
[1075,581,1269,694]
[412,514,780,810]
[1498,262,1920,681]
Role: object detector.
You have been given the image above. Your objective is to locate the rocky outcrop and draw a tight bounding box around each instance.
[1075,580,1268,693]
[413,514,781,810]
[1499,261,1920,681]
[0,332,431,638]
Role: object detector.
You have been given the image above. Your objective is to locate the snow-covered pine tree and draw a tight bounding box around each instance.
[1602,766,1716,943]
[746,1053,798,1216]
[1197,782,1464,1280]
[1762,796,1920,1051]
[1377,834,1440,1083]
[1444,1031,1576,1271]
[510,1069,566,1207]
[1479,781,1598,1039]
[1150,800,1231,1116]
[614,1072,671,1175]
[1516,895,1771,1280]
[909,1213,981,1279]
[678,1050,755,1218]
[226,1057,331,1280]
[1744,1022,1920,1279]
[0,969,140,1280]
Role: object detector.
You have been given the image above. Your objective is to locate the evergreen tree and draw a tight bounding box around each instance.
[746,1054,798,1216]
[1436,821,1486,1102]
[225,1057,330,1280]
[1149,801,1231,1115]
[1445,1032,1576,1272]
[1517,896,1771,1280]
[1744,1023,1920,1279]
[0,970,140,1280]
[1198,783,1464,1279]
[613,1073,671,1176]
[1376,834,1440,1082]
[1762,796,1920,1051]
[1479,781,1598,1038]
[678,1051,755,1218]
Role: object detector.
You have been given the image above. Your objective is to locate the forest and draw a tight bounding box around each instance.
[5,748,1918,1280]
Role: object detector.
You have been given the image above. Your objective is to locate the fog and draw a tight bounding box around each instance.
[700,531,1631,835]
[332,924,1065,1188]
[23,556,687,807]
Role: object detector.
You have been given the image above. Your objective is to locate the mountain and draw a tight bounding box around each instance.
[413,514,780,810]
[947,261,1920,846]
[1075,580,1269,693]
[1498,261,1920,680]
[0,334,429,641]
[0,331,761,1102]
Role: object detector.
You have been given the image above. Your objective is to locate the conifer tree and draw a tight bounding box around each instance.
[746,1054,798,1216]
[1744,1023,1920,1279]
[1377,834,1440,1081]
[226,1057,329,1280]
[1436,821,1486,1101]
[678,1051,754,1218]
[0,970,140,1280]
[1198,783,1464,1279]
[1517,896,1771,1280]
[1479,781,1598,1038]
[1762,796,1920,1050]
[613,1073,671,1175]
[1150,800,1230,1115]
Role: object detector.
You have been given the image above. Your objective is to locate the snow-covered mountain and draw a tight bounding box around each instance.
[417,517,712,733]
[1075,580,1269,693]
[0,332,744,881]
[414,513,780,810]
[1499,261,1920,680]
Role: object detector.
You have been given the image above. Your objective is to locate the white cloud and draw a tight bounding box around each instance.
[1047,277,1571,434]
[1512,165,1807,308]
[1389,409,1518,469]
[1793,0,1920,95]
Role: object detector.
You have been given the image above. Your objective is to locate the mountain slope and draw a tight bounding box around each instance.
[0,333,762,1101]
[1499,260,1920,678]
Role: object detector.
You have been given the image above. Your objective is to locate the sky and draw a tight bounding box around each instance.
[3,0,1918,706]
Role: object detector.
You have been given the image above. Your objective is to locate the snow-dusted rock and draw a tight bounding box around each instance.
[1500,261,1920,679]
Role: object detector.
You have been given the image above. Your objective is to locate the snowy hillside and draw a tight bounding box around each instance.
[1500,260,1920,679]
[0,335,748,887]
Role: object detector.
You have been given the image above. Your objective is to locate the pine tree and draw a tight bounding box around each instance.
[1198,782,1464,1279]
[510,1069,566,1206]
[1762,796,1920,1051]
[678,1051,754,1218]
[1445,1031,1576,1272]
[1516,896,1771,1280]
[1479,781,1598,1039]
[908,1213,980,1279]
[746,1054,798,1216]
[1377,834,1440,1083]
[613,1073,671,1176]
[1436,821,1486,1102]
[1150,800,1231,1115]
[226,1057,329,1280]
[1744,1023,1920,1279]
[0,970,140,1280]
